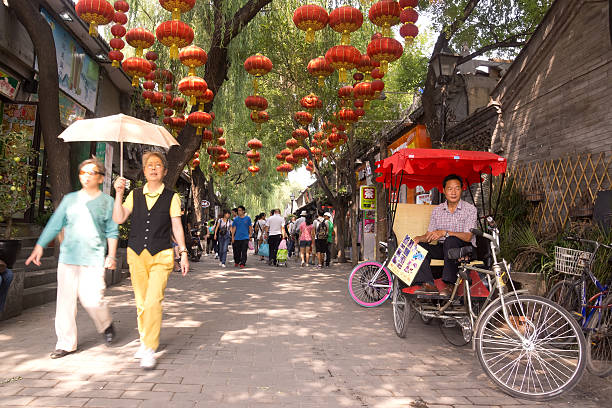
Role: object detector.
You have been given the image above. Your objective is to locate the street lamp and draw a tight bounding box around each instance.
[429,49,461,144]
[290,193,295,215]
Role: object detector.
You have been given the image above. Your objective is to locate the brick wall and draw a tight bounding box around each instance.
[491,0,612,165]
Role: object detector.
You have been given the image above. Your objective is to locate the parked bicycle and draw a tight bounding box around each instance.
[348,240,394,307]
[547,237,612,377]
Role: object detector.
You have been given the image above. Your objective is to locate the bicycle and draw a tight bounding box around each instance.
[393,217,587,400]
[547,237,612,377]
[348,241,393,307]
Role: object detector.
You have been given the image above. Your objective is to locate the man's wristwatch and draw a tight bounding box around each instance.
[444,231,449,238]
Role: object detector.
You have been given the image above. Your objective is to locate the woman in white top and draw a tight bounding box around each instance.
[256,213,267,260]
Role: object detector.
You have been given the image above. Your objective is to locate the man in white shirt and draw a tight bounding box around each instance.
[265,209,285,266]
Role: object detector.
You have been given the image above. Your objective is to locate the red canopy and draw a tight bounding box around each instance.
[375,148,507,190]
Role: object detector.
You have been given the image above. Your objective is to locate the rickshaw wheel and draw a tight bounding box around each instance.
[420,314,434,325]
[439,317,471,347]
[392,280,414,338]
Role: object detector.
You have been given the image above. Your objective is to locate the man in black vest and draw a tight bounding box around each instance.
[113,151,189,370]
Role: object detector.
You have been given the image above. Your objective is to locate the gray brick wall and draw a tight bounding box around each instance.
[491,0,612,165]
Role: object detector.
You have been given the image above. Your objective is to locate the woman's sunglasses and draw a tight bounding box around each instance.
[79,170,104,176]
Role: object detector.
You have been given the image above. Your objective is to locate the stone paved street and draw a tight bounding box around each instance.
[1,252,610,408]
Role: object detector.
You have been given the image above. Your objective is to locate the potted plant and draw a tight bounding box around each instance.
[0,130,36,267]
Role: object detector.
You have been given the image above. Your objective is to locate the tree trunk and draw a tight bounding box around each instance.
[10,0,71,207]
[190,166,207,225]
[351,200,359,267]
[334,202,347,263]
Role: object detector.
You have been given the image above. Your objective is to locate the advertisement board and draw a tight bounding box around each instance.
[0,69,20,100]
[360,185,376,210]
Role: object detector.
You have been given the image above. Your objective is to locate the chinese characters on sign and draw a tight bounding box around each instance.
[0,70,20,100]
[360,185,376,210]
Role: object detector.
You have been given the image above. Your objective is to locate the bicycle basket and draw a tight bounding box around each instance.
[554,246,594,276]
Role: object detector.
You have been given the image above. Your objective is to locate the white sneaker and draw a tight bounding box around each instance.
[219,262,223,266]
[139,348,157,370]
[134,344,146,359]
[221,264,226,268]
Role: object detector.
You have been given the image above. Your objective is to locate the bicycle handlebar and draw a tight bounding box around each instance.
[471,228,496,243]
[564,236,612,249]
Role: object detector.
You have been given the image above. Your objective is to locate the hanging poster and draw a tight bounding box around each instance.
[0,70,20,100]
[0,102,37,140]
[41,9,99,112]
[388,234,428,286]
[59,91,86,127]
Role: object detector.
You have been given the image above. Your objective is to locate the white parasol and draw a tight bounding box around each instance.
[58,113,179,176]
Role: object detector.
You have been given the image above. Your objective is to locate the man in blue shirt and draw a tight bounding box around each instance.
[231,206,253,268]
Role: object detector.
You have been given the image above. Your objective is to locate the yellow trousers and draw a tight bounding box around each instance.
[127,248,174,351]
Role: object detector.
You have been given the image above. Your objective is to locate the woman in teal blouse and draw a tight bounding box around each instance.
[25,158,119,359]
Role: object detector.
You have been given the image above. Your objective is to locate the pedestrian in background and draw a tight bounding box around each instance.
[293,211,307,259]
[265,209,285,266]
[324,212,334,267]
[112,151,189,370]
[298,214,315,267]
[313,211,329,268]
[25,158,118,359]
[286,216,296,258]
[231,206,253,268]
[214,210,232,268]
[256,212,267,261]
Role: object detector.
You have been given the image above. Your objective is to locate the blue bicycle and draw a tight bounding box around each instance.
[547,237,612,377]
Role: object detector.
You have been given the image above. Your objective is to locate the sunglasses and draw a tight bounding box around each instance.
[79,170,103,176]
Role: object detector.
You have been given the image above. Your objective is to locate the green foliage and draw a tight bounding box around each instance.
[0,130,36,238]
[421,0,552,59]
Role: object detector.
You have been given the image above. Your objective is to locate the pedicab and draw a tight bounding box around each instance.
[352,148,587,400]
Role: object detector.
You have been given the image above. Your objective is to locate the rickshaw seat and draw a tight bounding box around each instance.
[393,204,480,267]
[402,270,490,298]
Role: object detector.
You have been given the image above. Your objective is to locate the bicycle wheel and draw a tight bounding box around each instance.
[474,295,586,400]
[547,280,581,316]
[586,292,612,377]
[348,261,392,307]
[392,282,413,338]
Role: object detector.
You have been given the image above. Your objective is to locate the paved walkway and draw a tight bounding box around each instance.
[0,252,610,408]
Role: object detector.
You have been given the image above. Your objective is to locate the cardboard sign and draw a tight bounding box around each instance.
[388,234,428,286]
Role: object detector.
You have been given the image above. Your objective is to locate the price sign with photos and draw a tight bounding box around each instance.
[388,234,428,286]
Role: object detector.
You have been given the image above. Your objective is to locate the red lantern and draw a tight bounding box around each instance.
[122,57,151,87]
[111,24,126,37]
[371,67,385,80]
[329,132,340,144]
[159,0,196,21]
[338,85,353,103]
[246,151,261,163]
[294,111,313,127]
[369,1,401,38]
[292,146,309,161]
[125,28,155,58]
[293,4,328,43]
[108,50,124,68]
[353,72,364,82]
[354,107,366,117]
[192,157,200,169]
[245,95,268,112]
[178,76,207,105]
[114,1,129,12]
[113,12,127,25]
[216,127,224,137]
[357,54,380,79]
[156,20,194,59]
[308,56,334,87]
[286,138,299,150]
[163,107,174,118]
[276,153,286,162]
[170,116,186,135]
[188,111,212,135]
[300,93,322,110]
[248,166,260,175]
[247,138,263,150]
[150,91,164,115]
[400,23,419,42]
[179,45,208,76]
[280,148,292,157]
[146,51,158,62]
[400,7,418,24]
[292,128,309,142]
[313,131,324,141]
[353,82,375,109]
[250,111,269,129]
[329,6,363,45]
[217,162,230,173]
[337,108,357,128]
[217,137,226,146]
[75,0,115,36]
[198,88,215,110]
[399,0,418,9]
[325,139,336,150]
[372,79,385,99]
[154,69,174,88]
[285,155,298,165]
[244,54,273,94]
[325,45,361,83]
[202,129,214,142]
[367,37,403,74]
[173,96,187,114]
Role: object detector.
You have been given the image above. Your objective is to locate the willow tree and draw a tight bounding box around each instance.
[419,0,552,144]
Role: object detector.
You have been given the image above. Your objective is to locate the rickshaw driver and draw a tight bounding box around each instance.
[411,174,478,297]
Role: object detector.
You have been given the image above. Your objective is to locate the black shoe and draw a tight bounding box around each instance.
[50,349,74,359]
[104,323,115,345]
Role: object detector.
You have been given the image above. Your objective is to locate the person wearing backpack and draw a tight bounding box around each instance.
[214,210,232,267]
[313,210,329,268]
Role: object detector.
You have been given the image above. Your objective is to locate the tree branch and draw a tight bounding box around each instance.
[456,36,530,66]
[223,0,272,45]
